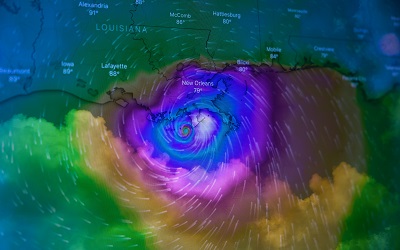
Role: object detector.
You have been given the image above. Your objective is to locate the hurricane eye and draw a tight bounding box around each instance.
[179,124,192,138]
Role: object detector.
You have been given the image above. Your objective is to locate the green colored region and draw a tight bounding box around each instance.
[131,26,210,71]
[338,87,400,249]
[1,0,399,101]
[131,1,260,64]
[0,90,95,124]
[0,113,149,249]
[357,87,400,192]
[339,178,400,249]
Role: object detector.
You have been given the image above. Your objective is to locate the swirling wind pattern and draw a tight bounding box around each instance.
[121,64,273,179]
[1,63,399,249]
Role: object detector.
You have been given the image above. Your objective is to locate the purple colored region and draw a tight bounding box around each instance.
[120,64,274,172]
[113,62,363,205]
[117,64,274,199]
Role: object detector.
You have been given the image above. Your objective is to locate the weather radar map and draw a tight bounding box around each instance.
[1,0,400,249]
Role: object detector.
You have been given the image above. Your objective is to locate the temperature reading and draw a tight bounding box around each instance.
[8,75,20,83]
[270,53,279,59]
[238,67,247,72]
[223,19,232,24]
[63,68,73,74]
[109,71,120,77]
[89,10,98,16]
[176,20,185,25]
[194,88,202,93]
